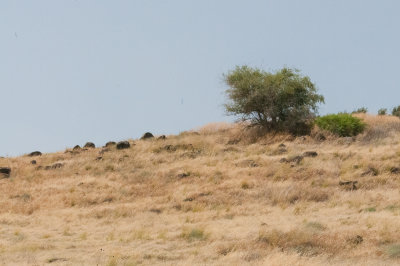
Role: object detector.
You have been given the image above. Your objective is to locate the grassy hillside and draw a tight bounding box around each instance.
[1,114,400,265]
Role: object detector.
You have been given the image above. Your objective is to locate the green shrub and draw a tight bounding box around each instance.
[315,113,366,137]
[378,108,387,115]
[352,107,368,114]
[392,106,400,118]
[224,66,324,135]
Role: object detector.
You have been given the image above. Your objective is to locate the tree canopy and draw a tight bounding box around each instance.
[224,66,324,134]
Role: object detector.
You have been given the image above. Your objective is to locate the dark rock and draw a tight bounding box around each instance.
[105,141,116,147]
[183,197,194,202]
[390,167,400,174]
[149,208,162,214]
[141,132,154,140]
[28,151,42,157]
[157,135,166,140]
[237,160,259,168]
[227,139,241,145]
[178,172,191,178]
[0,167,11,178]
[339,180,358,190]
[361,167,379,177]
[73,145,81,151]
[347,235,363,245]
[278,143,286,148]
[31,160,37,165]
[44,163,64,170]
[116,141,130,150]
[280,155,303,164]
[84,142,95,148]
[303,151,318,157]
[95,156,103,161]
[315,133,326,141]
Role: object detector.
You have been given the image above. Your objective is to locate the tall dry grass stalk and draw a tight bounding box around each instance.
[0,115,400,265]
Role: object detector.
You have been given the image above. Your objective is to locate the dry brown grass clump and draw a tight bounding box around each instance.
[0,116,400,265]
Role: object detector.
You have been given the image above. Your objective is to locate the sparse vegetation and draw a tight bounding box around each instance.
[1,116,400,264]
[392,106,400,118]
[352,107,368,114]
[315,113,366,137]
[378,108,387,115]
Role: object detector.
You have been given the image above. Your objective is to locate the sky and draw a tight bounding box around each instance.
[1,0,400,156]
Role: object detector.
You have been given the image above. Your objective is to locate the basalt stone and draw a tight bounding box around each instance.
[141,132,154,140]
[116,141,130,150]
[28,151,42,157]
[105,141,116,147]
[303,151,318,157]
[84,142,95,148]
[0,167,11,178]
[73,145,81,151]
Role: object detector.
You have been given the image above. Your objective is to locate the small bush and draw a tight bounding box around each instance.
[352,107,368,114]
[378,108,387,115]
[315,113,366,137]
[392,106,400,118]
[181,228,206,241]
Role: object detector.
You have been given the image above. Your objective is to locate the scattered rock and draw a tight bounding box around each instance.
[141,132,154,140]
[73,145,81,150]
[303,151,318,157]
[183,197,194,202]
[339,180,358,190]
[361,167,379,177]
[44,163,64,170]
[338,137,354,145]
[390,167,400,174]
[0,167,11,178]
[28,151,42,157]
[105,141,116,147]
[31,160,37,165]
[315,133,326,141]
[149,208,162,214]
[227,139,241,145]
[347,235,363,245]
[95,156,103,161]
[178,172,191,179]
[116,141,130,150]
[84,142,95,148]
[237,159,259,168]
[157,135,166,140]
[280,155,303,164]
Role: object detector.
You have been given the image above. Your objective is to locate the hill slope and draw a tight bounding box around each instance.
[1,115,400,265]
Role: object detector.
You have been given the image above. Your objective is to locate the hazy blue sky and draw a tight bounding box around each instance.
[1,0,399,156]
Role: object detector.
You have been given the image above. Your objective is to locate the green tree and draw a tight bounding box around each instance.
[392,106,400,118]
[224,66,324,135]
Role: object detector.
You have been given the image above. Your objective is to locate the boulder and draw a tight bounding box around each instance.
[73,145,81,151]
[280,155,303,164]
[105,141,116,147]
[116,141,130,150]
[339,180,358,190]
[303,151,318,157]
[0,167,11,178]
[28,151,42,157]
[31,160,37,165]
[84,142,95,148]
[141,132,154,140]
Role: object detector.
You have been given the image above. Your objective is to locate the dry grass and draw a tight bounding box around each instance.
[1,115,400,265]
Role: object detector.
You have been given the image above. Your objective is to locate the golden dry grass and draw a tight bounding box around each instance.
[1,115,400,265]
